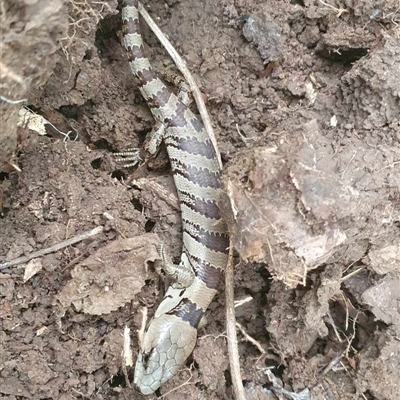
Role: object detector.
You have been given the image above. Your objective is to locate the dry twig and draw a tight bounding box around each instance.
[234,296,253,308]
[122,326,133,388]
[319,351,344,376]
[137,307,148,348]
[344,313,359,359]
[326,310,344,343]
[225,244,247,400]
[158,367,195,399]
[318,0,349,18]
[0,60,26,86]
[341,266,365,282]
[0,95,27,104]
[0,226,104,271]
[123,325,133,367]
[236,322,265,355]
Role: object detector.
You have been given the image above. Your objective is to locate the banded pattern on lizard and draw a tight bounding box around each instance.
[119,0,229,395]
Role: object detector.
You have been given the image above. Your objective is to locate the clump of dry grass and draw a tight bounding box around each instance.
[59,0,112,82]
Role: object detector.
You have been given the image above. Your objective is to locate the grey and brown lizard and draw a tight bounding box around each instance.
[117,0,229,394]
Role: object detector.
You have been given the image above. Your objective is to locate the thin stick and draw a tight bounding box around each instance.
[225,242,247,400]
[0,226,104,271]
[318,0,348,18]
[158,367,194,399]
[342,292,350,331]
[345,313,359,358]
[123,325,133,367]
[236,322,265,355]
[0,95,28,104]
[122,326,133,388]
[341,150,357,179]
[341,266,365,282]
[137,2,222,169]
[138,307,148,348]
[319,351,344,376]
[0,61,26,85]
[326,310,344,343]
[7,162,22,172]
[234,296,253,308]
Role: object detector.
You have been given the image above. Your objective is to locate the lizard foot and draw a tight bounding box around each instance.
[114,148,142,168]
[156,242,195,288]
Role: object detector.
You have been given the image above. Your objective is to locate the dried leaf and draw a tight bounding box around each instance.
[23,258,43,282]
[36,326,48,336]
[18,108,47,136]
[56,234,159,315]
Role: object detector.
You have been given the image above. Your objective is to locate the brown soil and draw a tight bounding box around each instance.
[1,0,400,399]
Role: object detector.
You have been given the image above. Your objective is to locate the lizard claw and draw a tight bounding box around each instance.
[114,149,142,168]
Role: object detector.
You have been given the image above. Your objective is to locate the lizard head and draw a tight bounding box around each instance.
[134,313,198,395]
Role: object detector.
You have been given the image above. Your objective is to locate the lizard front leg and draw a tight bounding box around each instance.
[156,243,195,288]
[114,122,165,167]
